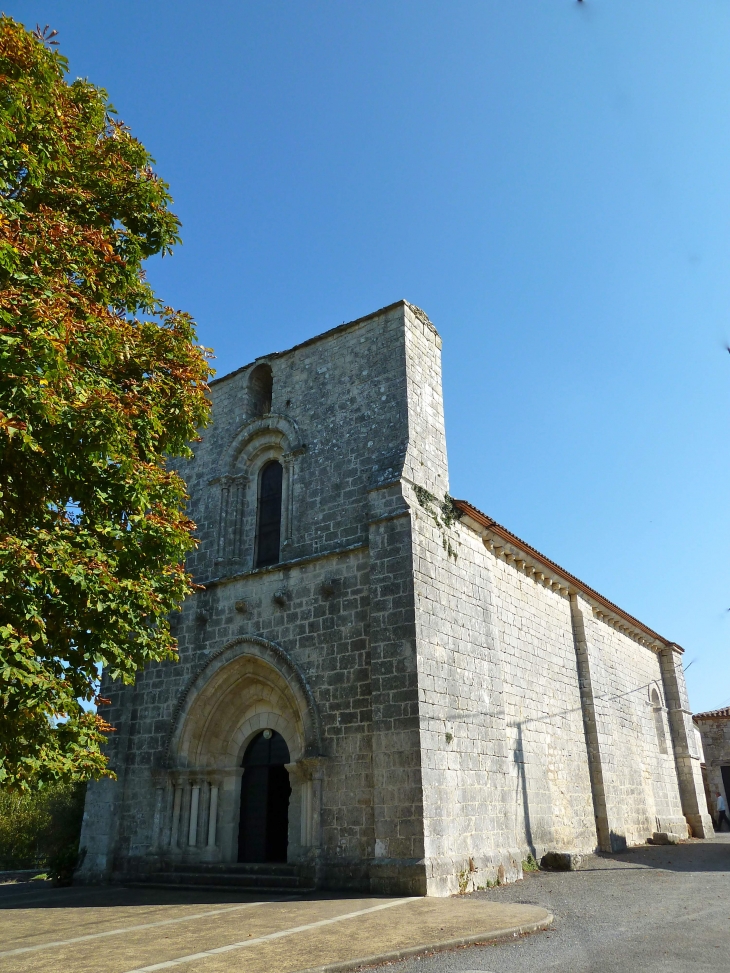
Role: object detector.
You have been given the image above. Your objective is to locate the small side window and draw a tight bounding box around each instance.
[249,363,273,417]
[651,688,668,755]
[256,461,283,567]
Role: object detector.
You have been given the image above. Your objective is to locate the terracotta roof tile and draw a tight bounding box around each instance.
[453,498,673,650]
[693,707,730,721]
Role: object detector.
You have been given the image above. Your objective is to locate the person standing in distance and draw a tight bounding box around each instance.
[716,791,729,831]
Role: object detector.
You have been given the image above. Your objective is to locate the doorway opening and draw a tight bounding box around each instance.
[720,766,730,831]
[238,729,291,862]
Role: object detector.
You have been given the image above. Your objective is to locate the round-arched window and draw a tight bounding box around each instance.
[256,460,283,567]
[651,688,668,755]
[248,363,273,417]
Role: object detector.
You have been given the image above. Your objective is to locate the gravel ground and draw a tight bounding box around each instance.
[373,833,730,973]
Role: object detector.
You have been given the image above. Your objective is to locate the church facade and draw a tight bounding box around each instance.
[78,301,712,895]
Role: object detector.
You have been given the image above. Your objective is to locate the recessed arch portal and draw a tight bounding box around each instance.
[164,637,323,865]
[168,636,323,765]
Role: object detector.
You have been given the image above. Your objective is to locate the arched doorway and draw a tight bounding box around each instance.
[166,637,323,865]
[238,729,291,862]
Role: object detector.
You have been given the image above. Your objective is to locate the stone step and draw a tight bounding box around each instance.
[165,861,300,877]
[133,868,313,893]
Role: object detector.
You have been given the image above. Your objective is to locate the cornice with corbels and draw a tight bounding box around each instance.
[454,499,671,654]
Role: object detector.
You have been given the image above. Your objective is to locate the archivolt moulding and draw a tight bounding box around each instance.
[219,414,304,477]
[165,635,324,766]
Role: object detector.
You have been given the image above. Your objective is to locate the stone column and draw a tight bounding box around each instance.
[311,763,324,852]
[152,786,165,851]
[207,783,219,848]
[281,453,294,545]
[570,594,621,852]
[280,445,304,555]
[217,477,231,560]
[284,761,304,861]
[659,644,713,837]
[284,758,322,863]
[170,784,183,849]
[231,478,246,561]
[188,784,201,846]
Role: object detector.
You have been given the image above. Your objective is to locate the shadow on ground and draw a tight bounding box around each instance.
[1,836,728,913]
[584,834,730,874]
[0,881,394,910]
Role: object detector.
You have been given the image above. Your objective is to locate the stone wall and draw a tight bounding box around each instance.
[694,714,730,822]
[488,558,596,861]
[407,476,693,893]
[583,618,687,844]
[410,497,523,895]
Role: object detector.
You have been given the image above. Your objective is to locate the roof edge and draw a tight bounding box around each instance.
[210,300,411,388]
[693,707,730,721]
[453,498,676,651]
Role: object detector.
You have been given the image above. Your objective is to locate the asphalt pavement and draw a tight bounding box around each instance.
[378,834,730,973]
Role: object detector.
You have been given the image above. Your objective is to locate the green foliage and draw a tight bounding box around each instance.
[0,785,48,867]
[458,867,470,894]
[522,854,540,872]
[414,486,462,560]
[414,485,438,509]
[0,18,213,789]
[438,494,462,529]
[476,878,501,890]
[0,781,86,884]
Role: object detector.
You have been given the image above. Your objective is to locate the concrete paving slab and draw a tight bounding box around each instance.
[0,886,551,973]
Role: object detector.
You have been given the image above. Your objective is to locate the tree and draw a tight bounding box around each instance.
[0,18,212,789]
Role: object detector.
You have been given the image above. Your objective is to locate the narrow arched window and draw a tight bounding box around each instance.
[651,688,668,755]
[256,461,283,567]
[249,363,273,417]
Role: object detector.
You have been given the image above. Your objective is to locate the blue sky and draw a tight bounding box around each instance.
[11,1,730,713]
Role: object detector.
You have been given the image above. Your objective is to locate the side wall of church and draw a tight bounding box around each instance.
[409,497,600,893]
[485,553,597,861]
[579,611,688,845]
[410,501,523,895]
[409,501,691,894]
[400,305,692,894]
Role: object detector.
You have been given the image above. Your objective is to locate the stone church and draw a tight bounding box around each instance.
[78,301,712,895]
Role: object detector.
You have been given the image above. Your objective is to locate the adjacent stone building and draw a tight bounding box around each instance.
[693,708,730,828]
[78,301,713,895]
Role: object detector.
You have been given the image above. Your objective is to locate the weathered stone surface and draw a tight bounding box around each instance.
[648,832,680,845]
[693,708,730,831]
[540,851,583,871]
[76,301,712,896]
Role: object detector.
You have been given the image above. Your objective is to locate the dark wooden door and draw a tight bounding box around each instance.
[238,766,269,862]
[238,730,291,863]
